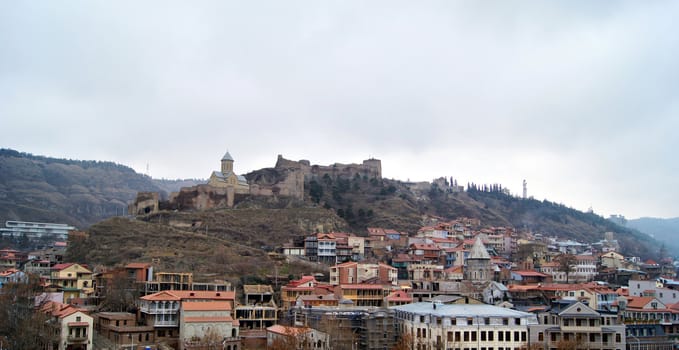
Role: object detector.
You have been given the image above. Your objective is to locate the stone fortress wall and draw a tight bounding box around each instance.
[129,154,381,215]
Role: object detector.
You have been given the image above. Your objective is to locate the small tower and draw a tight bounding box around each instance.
[221,151,234,174]
[465,236,492,283]
[522,179,527,199]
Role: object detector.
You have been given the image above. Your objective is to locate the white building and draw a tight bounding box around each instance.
[0,220,75,240]
[392,302,538,350]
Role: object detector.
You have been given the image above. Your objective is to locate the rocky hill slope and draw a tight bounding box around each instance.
[0,149,200,228]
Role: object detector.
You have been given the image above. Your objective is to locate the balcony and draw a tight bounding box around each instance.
[67,335,88,342]
[140,306,179,314]
[153,320,179,327]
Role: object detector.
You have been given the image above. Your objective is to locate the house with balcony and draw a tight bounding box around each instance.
[138,290,236,348]
[281,275,319,310]
[43,301,94,350]
[49,263,94,304]
[335,284,388,307]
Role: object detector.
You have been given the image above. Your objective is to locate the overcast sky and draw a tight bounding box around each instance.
[1,1,677,219]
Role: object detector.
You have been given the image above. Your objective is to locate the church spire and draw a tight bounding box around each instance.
[469,236,491,260]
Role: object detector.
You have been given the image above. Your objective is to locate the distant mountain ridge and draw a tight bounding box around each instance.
[0,149,201,228]
[626,217,679,256]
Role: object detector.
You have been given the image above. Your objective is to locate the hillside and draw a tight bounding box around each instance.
[67,216,328,282]
[0,149,200,228]
[626,217,679,256]
[0,149,665,268]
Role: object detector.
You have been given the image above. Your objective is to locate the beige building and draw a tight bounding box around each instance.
[180,301,240,350]
[49,263,94,304]
[43,301,94,350]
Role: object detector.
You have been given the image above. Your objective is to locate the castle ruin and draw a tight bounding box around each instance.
[129,152,381,215]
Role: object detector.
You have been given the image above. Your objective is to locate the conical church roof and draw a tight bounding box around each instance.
[469,236,491,260]
[222,151,234,161]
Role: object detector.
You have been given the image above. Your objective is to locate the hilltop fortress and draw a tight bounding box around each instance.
[129,152,381,215]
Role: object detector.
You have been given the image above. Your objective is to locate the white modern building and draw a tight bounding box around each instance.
[392,302,538,350]
[0,220,75,240]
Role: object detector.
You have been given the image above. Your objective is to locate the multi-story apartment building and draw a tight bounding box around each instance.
[392,302,538,350]
[95,312,155,349]
[628,279,679,306]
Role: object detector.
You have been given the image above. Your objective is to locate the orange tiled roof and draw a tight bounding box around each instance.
[184,316,235,323]
[626,296,658,309]
[125,262,152,269]
[182,301,232,311]
[339,284,384,289]
[385,290,412,302]
[267,325,310,336]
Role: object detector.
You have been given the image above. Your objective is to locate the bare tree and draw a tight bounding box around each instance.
[555,253,577,283]
[0,274,58,350]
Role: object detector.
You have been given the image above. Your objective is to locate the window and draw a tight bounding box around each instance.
[502,318,509,325]
[471,331,477,341]
[76,316,81,322]
[484,317,490,325]
[515,318,520,325]
[488,331,494,341]
[538,332,544,341]
[505,331,511,341]
[464,332,469,342]
[481,331,486,341]
[616,333,621,342]
[498,332,504,341]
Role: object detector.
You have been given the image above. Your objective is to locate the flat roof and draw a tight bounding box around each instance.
[391,302,536,319]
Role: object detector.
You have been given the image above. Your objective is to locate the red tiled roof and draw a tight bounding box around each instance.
[385,290,412,302]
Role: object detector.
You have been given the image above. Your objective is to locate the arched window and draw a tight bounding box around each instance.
[232,328,237,338]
